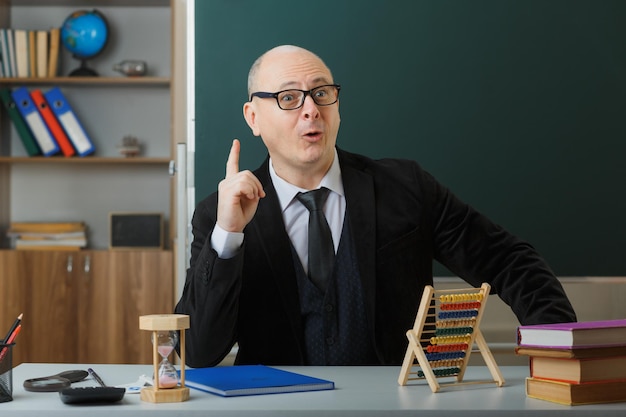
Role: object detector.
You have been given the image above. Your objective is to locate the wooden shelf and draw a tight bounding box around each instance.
[0,156,171,164]
[11,0,170,7]
[0,77,170,86]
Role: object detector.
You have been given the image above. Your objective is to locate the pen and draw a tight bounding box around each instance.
[0,324,21,362]
[2,313,23,343]
[88,367,107,387]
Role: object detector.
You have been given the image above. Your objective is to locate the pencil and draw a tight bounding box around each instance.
[2,313,23,343]
[0,324,21,362]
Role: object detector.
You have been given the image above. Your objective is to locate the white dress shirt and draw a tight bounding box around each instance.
[211,150,346,275]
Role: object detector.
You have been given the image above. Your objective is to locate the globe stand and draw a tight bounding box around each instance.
[69,57,98,77]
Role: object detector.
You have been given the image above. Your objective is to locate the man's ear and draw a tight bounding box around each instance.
[243,102,261,137]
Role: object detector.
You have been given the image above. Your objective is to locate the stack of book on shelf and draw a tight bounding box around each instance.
[0,85,95,157]
[0,27,60,79]
[7,222,87,250]
[516,319,626,405]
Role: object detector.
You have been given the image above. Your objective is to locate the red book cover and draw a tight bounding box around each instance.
[30,89,76,157]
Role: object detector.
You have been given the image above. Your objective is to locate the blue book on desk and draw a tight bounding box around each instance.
[182,365,334,397]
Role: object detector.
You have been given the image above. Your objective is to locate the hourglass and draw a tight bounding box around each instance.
[154,330,179,389]
[139,314,190,403]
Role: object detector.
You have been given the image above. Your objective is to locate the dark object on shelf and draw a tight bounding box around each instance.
[118,135,142,157]
[110,212,163,249]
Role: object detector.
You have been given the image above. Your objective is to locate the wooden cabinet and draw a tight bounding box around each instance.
[0,249,173,365]
[76,250,174,364]
[0,251,28,331]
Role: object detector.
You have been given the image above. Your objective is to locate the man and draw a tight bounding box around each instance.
[175,45,576,368]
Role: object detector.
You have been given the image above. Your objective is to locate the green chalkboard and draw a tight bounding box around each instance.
[195,0,626,276]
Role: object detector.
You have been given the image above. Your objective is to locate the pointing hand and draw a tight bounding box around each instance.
[216,139,266,232]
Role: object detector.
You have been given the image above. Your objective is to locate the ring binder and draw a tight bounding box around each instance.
[11,86,59,156]
[44,87,95,157]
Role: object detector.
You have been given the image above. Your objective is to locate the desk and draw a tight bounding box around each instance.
[3,363,626,416]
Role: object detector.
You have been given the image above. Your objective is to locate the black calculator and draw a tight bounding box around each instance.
[59,386,125,404]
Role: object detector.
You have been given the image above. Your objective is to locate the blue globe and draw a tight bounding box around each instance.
[61,10,109,59]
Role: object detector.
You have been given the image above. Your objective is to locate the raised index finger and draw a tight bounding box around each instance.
[225,139,241,178]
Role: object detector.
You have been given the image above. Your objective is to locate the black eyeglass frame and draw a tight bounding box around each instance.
[249,84,341,110]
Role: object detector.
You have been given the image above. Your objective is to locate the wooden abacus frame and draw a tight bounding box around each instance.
[398,283,505,392]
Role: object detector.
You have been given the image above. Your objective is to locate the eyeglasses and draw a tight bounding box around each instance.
[250,84,341,110]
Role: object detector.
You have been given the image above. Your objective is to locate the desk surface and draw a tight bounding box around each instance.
[3,363,626,416]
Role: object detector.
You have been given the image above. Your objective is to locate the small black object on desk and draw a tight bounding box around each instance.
[59,386,126,405]
[24,370,89,392]
[58,367,125,405]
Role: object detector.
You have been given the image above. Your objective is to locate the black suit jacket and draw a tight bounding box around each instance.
[175,148,576,367]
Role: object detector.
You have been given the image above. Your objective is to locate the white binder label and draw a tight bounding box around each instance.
[59,111,91,154]
[25,112,56,154]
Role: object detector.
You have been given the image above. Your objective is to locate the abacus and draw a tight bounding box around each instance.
[398,283,505,392]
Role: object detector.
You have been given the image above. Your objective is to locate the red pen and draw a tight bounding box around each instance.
[0,324,21,362]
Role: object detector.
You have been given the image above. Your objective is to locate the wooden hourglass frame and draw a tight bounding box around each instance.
[139,314,190,403]
[398,283,505,393]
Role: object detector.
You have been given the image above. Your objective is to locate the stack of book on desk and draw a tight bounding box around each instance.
[516,319,626,405]
[7,222,87,250]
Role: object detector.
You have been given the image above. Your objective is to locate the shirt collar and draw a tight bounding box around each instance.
[269,148,344,213]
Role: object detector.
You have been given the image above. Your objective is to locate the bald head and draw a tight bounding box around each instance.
[247,45,333,97]
[242,44,341,188]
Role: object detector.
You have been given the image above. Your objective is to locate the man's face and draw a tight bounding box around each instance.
[243,47,341,181]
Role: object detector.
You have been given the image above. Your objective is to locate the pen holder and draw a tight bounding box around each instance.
[0,343,14,403]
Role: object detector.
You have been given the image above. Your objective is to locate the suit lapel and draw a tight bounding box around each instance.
[250,160,304,342]
[338,150,377,325]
